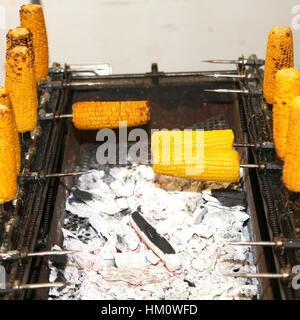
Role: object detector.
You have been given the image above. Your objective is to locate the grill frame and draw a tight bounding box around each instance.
[1,60,292,299]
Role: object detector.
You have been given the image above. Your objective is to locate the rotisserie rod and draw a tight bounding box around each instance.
[0,249,79,262]
[38,70,251,90]
[204,88,262,95]
[224,268,299,280]
[201,58,265,66]
[39,114,275,149]
[0,282,67,294]
[225,237,300,249]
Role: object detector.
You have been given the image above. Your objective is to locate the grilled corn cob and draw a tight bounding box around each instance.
[72,101,150,129]
[6,27,33,52]
[273,68,300,159]
[20,4,48,81]
[283,96,300,192]
[0,88,21,173]
[153,149,240,183]
[0,104,18,203]
[151,131,240,182]
[151,129,234,155]
[263,26,294,104]
[5,46,38,132]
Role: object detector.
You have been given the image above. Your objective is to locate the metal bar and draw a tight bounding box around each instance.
[39,70,241,89]
[240,163,282,170]
[18,171,92,183]
[204,88,262,95]
[224,272,290,279]
[0,249,78,261]
[0,282,67,294]
[233,142,274,149]
[225,239,300,249]
[49,63,112,76]
[44,171,90,178]
[224,240,277,246]
[201,58,265,66]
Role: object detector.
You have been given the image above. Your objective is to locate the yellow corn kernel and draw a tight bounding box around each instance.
[0,104,18,203]
[151,129,234,155]
[283,96,300,192]
[153,149,240,183]
[0,87,21,173]
[263,26,294,104]
[20,4,48,81]
[273,68,300,159]
[72,101,150,130]
[5,46,38,133]
[6,27,34,52]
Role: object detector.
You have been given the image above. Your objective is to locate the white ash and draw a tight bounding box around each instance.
[48,165,259,300]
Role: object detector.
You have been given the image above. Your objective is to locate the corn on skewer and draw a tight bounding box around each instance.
[273,68,300,159]
[20,4,48,81]
[72,101,150,129]
[263,26,294,104]
[0,88,21,173]
[0,104,18,204]
[5,46,38,133]
[153,149,240,183]
[152,131,240,182]
[6,27,34,53]
[283,96,300,192]
[151,130,235,154]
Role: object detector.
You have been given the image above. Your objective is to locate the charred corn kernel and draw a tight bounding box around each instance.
[6,27,34,52]
[151,129,234,155]
[273,68,300,159]
[20,4,48,81]
[0,104,18,203]
[5,46,38,133]
[0,88,21,173]
[72,101,150,129]
[153,148,240,183]
[263,26,294,104]
[283,96,300,192]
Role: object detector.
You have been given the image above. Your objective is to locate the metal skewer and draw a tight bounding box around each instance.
[18,170,92,183]
[39,70,250,90]
[0,281,67,294]
[48,63,112,76]
[0,249,79,262]
[224,237,300,249]
[240,163,281,170]
[17,163,280,184]
[37,114,275,151]
[224,272,291,279]
[201,58,265,66]
[233,142,274,149]
[204,88,262,95]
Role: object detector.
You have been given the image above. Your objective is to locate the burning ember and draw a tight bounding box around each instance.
[48,165,259,300]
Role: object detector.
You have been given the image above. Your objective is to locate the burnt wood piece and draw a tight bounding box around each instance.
[129,211,181,272]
